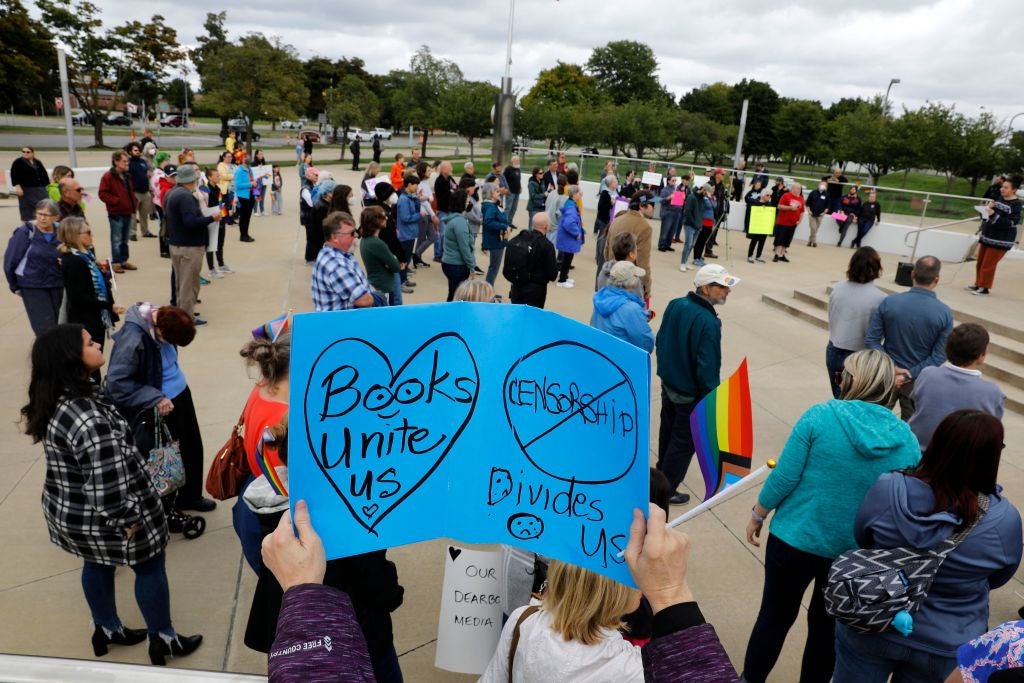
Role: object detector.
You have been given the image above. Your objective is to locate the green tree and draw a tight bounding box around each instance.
[164,77,193,113]
[1002,131,1024,175]
[39,0,184,146]
[832,103,897,184]
[730,78,780,159]
[957,113,1002,195]
[438,80,498,161]
[389,46,462,156]
[679,82,734,125]
[326,75,379,160]
[200,34,308,151]
[585,40,666,105]
[0,0,58,114]
[774,100,825,172]
[191,11,229,130]
[521,62,604,109]
[826,97,868,121]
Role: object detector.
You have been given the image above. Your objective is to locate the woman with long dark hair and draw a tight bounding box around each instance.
[21,324,201,666]
[833,410,1023,682]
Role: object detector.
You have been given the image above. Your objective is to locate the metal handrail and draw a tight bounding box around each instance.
[512,145,989,205]
[903,217,981,261]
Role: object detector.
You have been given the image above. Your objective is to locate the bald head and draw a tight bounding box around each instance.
[59,177,82,203]
[532,212,550,234]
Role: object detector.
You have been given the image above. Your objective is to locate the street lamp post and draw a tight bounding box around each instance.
[1008,112,1024,132]
[883,78,901,113]
[491,0,516,166]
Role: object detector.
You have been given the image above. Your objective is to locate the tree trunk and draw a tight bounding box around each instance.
[92,119,105,147]
[969,177,980,196]
[340,127,348,160]
[420,129,429,158]
[469,138,475,162]
[939,173,955,212]
[787,155,794,173]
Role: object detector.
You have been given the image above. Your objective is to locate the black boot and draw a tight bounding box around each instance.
[92,624,147,657]
[148,633,203,666]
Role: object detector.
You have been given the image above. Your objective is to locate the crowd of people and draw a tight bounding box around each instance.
[5,137,1024,682]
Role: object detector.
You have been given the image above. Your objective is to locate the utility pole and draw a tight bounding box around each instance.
[733,99,749,169]
[58,49,77,167]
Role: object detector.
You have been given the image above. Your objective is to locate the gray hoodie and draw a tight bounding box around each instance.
[854,472,1022,655]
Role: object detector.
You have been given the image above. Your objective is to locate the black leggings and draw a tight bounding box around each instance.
[692,227,713,260]
[162,386,205,504]
[237,197,254,239]
[558,252,575,282]
[747,234,767,258]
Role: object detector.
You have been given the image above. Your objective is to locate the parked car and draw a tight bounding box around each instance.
[342,127,366,142]
[221,119,261,143]
[298,130,321,144]
[370,127,392,140]
[70,111,93,126]
[106,114,132,126]
[159,114,184,128]
[280,119,307,130]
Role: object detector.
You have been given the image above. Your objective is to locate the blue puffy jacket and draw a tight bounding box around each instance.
[555,200,584,254]
[590,286,654,353]
[396,191,421,242]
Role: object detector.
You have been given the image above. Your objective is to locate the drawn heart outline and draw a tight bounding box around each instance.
[303,332,480,534]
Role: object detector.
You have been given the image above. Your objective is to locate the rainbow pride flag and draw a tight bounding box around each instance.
[689,358,754,502]
[252,312,291,342]
[255,427,287,497]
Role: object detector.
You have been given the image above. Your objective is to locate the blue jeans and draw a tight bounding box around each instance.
[834,624,956,683]
[658,212,681,249]
[233,474,263,573]
[109,214,132,264]
[854,217,876,246]
[373,644,405,683]
[680,225,699,265]
[485,246,504,286]
[505,193,520,225]
[434,212,447,259]
[82,552,173,636]
[390,272,404,306]
[826,342,855,399]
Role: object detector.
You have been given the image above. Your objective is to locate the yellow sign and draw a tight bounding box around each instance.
[749,206,777,235]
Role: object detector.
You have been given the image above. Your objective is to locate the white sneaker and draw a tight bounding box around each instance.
[747,257,755,263]
[218,264,234,274]
[679,264,688,272]
[557,281,575,288]
[565,278,575,284]
[209,269,224,279]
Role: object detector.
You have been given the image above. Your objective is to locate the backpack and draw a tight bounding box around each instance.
[823,492,989,635]
[503,230,540,286]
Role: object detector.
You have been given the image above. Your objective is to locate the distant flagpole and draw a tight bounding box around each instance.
[667,460,775,529]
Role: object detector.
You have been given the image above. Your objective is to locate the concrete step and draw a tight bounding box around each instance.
[761,293,828,331]
[763,290,1024,416]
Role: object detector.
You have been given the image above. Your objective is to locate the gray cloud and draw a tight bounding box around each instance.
[38,0,1024,122]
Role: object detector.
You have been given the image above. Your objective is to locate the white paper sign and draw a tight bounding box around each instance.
[434,545,504,675]
[364,174,386,197]
[613,196,631,220]
[251,164,273,180]
[641,171,663,186]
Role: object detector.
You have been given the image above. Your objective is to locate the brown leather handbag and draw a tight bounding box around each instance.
[205,410,250,500]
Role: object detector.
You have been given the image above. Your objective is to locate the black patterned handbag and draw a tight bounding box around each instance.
[824,493,989,634]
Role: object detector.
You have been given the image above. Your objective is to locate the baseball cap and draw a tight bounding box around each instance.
[164,164,178,177]
[694,264,740,288]
[608,261,645,288]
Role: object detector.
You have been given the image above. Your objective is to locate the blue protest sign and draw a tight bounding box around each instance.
[290,303,650,585]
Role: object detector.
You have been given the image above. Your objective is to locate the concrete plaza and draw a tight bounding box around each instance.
[1,152,1022,681]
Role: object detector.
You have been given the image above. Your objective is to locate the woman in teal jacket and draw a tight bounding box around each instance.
[233,155,255,242]
[741,349,922,683]
[480,182,509,287]
[441,190,476,301]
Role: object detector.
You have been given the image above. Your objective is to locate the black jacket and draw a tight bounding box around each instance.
[164,186,212,247]
[503,166,523,194]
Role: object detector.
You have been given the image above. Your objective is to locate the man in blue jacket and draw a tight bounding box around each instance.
[865,255,953,420]
[165,164,218,324]
[655,264,739,505]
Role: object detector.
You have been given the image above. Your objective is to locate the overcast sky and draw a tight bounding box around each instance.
[37,0,1024,125]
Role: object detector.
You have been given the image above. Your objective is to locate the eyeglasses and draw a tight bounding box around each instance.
[35,212,56,219]
[80,229,92,235]
[335,228,360,237]
[21,150,32,154]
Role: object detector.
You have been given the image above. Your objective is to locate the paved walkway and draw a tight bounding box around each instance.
[0,161,1022,680]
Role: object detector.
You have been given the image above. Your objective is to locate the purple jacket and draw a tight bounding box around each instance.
[269,584,376,682]
[269,585,737,683]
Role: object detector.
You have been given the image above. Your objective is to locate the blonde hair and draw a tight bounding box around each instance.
[453,280,495,303]
[544,561,637,645]
[840,349,898,408]
[57,217,88,253]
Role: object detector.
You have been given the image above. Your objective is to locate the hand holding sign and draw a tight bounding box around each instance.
[290,304,650,585]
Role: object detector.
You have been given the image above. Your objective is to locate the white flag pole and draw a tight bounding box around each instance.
[667,460,776,529]
[616,460,776,559]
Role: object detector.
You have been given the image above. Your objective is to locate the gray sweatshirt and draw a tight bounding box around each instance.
[908,363,1005,449]
[828,280,887,351]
